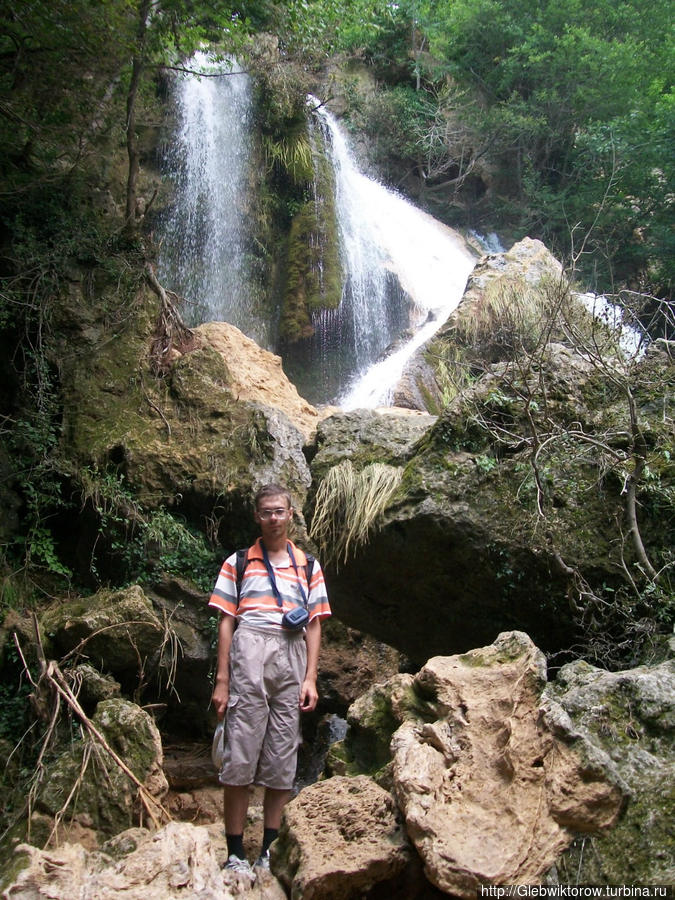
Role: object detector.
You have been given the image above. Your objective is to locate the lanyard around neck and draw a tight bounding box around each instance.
[261,542,308,609]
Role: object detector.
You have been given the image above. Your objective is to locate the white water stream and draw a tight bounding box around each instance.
[158,67,475,404]
[158,54,267,341]
[309,101,476,408]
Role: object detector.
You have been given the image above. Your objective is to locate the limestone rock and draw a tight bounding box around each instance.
[316,336,673,663]
[390,632,625,895]
[309,407,436,481]
[467,237,562,293]
[57,286,314,552]
[391,237,564,412]
[67,664,121,714]
[36,699,168,841]
[547,658,675,885]
[326,673,417,785]
[272,775,423,900]
[392,351,442,412]
[326,633,626,895]
[4,821,286,899]
[40,585,164,686]
[195,321,321,442]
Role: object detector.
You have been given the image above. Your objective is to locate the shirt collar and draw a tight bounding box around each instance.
[248,537,307,566]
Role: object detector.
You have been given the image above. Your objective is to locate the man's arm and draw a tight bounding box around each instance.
[211,613,236,719]
[300,616,321,712]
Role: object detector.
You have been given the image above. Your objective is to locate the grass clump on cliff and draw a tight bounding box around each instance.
[310,460,403,569]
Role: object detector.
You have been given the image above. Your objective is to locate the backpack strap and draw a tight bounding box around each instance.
[305,554,315,587]
[235,548,248,603]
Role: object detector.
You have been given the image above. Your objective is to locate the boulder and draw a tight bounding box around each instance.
[271,775,425,900]
[4,821,286,899]
[308,407,436,481]
[391,633,624,895]
[57,284,314,551]
[40,585,164,690]
[35,699,168,842]
[67,664,121,714]
[194,321,321,442]
[326,673,417,785]
[547,658,675,885]
[328,633,626,896]
[392,351,442,412]
[392,237,565,412]
[313,337,674,663]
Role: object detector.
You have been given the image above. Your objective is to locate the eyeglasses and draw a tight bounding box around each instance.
[257,507,291,520]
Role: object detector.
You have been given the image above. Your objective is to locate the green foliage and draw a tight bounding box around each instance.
[80,468,218,590]
[284,0,411,64]
[288,0,672,299]
[0,0,130,186]
[425,0,673,295]
[475,454,497,474]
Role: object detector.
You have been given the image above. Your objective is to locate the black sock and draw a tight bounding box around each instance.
[226,833,245,859]
[261,827,278,854]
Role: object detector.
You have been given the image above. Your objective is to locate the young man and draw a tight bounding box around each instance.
[209,483,331,876]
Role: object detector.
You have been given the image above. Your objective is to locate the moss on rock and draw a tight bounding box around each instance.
[279,123,343,343]
[36,699,167,840]
[548,658,675,884]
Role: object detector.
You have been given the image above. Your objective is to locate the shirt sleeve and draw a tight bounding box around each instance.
[308,559,331,621]
[208,552,238,616]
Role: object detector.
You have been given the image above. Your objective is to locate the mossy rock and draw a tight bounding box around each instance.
[40,585,163,685]
[279,122,343,344]
[318,339,673,664]
[331,674,434,782]
[36,698,167,840]
[548,658,675,884]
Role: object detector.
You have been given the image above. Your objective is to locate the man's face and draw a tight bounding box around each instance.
[255,494,292,539]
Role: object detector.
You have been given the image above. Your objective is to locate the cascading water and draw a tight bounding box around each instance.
[308,100,476,409]
[158,54,267,343]
[158,67,476,405]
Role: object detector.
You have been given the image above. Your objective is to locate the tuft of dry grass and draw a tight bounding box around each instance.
[309,461,403,569]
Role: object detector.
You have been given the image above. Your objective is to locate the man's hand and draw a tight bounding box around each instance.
[299,677,318,712]
[300,617,321,712]
[212,681,229,720]
[212,615,235,720]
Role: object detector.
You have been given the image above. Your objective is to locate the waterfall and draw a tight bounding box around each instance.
[308,100,476,409]
[158,69,476,405]
[158,54,267,343]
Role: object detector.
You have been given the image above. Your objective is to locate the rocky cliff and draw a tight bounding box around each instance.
[1,237,672,896]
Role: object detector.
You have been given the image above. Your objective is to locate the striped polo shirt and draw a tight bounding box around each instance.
[208,537,331,630]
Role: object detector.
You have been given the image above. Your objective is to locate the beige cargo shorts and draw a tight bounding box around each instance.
[219,623,307,790]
